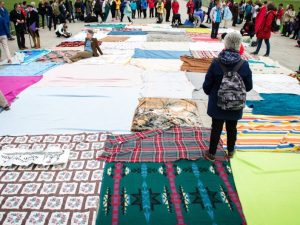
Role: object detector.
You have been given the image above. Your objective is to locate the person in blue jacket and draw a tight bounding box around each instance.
[141,0,148,18]
[130,0,137,19]
[0,1,14,40]
[0,16,12,63]
[202,32,253,161]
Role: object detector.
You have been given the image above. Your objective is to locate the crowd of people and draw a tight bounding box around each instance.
[206,0,300,55]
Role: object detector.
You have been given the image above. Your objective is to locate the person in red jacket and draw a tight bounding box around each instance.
[172,0,179,14]
[148,0,155,18]
[186,0,194,21]
[252,3,277,57]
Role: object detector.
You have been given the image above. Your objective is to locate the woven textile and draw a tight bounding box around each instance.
[180,56,213,73]
[131,98,202,131]
[191,50,257,61]
[96,159,245,225]
[57,41,102,47]
[98,127,225,162]
[0,132,108,225]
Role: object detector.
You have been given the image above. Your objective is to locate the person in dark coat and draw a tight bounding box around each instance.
[165,0,172,22]
[202,32,253,161]
[252,3,276,57]
[232,2,239,26]
[10,3,27,50]
[38,0,46,28]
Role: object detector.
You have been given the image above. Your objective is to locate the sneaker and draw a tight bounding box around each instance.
[227,151,235,159]
[204,152,215,162]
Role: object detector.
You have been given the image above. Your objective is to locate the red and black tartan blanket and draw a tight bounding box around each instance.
[97,126,225,162]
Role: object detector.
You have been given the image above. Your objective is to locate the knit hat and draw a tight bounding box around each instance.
[224,32,242,52]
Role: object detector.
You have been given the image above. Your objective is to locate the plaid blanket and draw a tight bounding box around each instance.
[98,127,225,162]
[0,133,108,225]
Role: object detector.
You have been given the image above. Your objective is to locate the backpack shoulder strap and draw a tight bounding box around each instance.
[216,58,228,73]
[232,59,245,72]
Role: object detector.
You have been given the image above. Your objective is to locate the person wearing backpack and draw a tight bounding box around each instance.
[203,32,253,161]
[252,3,277,57]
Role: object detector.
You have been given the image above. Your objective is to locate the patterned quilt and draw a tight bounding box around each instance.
[96,159,246,225]
[0,133,108,225]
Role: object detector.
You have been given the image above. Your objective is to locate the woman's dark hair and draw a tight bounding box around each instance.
[267,2,276,11]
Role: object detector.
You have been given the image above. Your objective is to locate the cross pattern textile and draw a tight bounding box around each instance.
[0,132,107,225]
[0,62,59,76]
[231,152,300,225]
[0,76,42,104]
[96,159,245,225]
[97,126,226,162]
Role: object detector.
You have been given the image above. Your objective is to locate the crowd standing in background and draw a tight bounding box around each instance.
[0,0,299,64]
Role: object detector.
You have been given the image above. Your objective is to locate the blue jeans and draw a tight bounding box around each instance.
[255,38,270,55]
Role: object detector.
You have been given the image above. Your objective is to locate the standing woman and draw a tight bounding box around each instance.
[110,0,116,21]
[141,0,148,18]
[46,1,54,30]
[238,0,245,23]
[186,0,194,22]
[103,0,110,22]
[38,0,46,28]
[27,4,41,48]
[252,3,277,57]
[137,0,142,18]
[203,32,253,161]
[165,0,172,22]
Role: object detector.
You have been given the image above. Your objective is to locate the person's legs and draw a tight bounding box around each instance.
[166,9,170,22]
[215,22,220,37]
[225,120,238,153]
[264,39,270,56]
[16,31,22,49]
[0,36,12,61]
[20,30,26,48]
[253,38,263,54]
[69,51,93,62]
[208,118,225,155]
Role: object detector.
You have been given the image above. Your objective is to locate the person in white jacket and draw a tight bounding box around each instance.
[222,2,232,28]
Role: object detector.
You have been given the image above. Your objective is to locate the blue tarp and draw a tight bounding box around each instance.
[132,48,190,59]
[0,62,59,76]
[20,49,51,64]
[247,93,300,116]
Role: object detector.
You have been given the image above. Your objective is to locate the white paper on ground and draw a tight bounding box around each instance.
[130,58,183,72]
[141,71,195,99]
